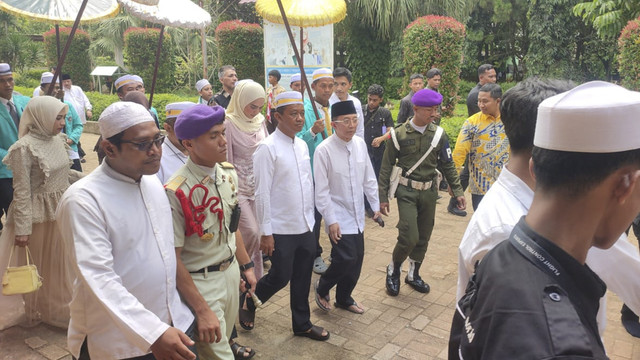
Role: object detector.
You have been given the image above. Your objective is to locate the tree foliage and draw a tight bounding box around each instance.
[334,10,391,96]
[618,17,640,90]
[525,0,615,81]
[403,15,465,117]
[574,0,640,38]
[215,21,263,87]
[123,27,176,92]
[43,27,92,90]
[462,0,529,81]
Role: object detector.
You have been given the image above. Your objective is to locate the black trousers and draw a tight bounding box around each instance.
[313,207,323,257]
[471,194,484,211]
[75,321,198,359]
[255,231,315,333]
[0,177,13,224]
[317,232,365,306]
[71,159,82,172]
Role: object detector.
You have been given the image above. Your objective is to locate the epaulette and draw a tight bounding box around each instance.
[165,175,186,192]
[220,162,235,169]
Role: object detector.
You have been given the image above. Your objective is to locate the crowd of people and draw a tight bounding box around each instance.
[0,59,640,360]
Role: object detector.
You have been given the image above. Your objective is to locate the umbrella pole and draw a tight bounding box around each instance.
[275,0,325,139]
[53,24,61,93]
[148,25,165,109]
[300,27,303,75]
[48,0,89,96]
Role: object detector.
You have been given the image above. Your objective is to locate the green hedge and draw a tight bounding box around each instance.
[403,15,465,117]
[86,92,197,126]
[124,27,176,93]
[43,27,92,90]
[215,21,263,87]
[619,17,640,91]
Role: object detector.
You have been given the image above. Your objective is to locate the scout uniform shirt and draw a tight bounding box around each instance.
[378,121,463,201]
[165,158,238,271]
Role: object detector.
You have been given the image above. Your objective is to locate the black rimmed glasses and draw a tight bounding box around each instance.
[120,135,166,152]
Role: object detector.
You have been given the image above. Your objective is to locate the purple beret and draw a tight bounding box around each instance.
[174,104,225,140]
[411,89,443,107]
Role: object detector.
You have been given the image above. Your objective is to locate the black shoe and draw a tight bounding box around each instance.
[448,197,467,217]
[80,158,86,163]
[621,304,640,338]
[405,276,430,293]
[439,181,448,191]
[385,263,401,296]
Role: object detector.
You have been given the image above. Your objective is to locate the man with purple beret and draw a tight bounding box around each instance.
[165,104,258,359]
[378,88,466,296]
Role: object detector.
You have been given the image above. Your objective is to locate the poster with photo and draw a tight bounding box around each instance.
[263,20,333,91]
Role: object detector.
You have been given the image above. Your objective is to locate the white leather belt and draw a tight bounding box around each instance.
[399,175,433,191]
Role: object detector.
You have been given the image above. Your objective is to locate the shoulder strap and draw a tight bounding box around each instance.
[406,126,444,177]
[390,127,400,151]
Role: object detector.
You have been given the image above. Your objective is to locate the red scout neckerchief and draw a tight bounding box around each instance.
[173,180,223,241]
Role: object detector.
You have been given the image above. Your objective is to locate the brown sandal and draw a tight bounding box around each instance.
[294,325,330,341]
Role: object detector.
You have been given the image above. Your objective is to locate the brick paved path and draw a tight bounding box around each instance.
[1,132,640,359]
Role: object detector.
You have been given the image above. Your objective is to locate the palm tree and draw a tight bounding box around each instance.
[88,10,139,69]
[352,0,478,40]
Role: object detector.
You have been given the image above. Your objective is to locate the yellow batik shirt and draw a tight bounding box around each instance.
[452,112,509,195]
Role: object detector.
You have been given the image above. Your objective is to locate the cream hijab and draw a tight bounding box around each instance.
[19,96,67,138]
[226,80,266,133]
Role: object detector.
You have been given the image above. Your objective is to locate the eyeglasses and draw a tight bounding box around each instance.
[333,117,359,125]
[120,135,165,152]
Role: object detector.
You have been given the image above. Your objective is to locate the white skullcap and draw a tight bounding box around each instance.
[115,74,144,90]
[0,63,11,76]
[40,72,54,84]
[99,102,154,139]
[275,91,303,109]
[166,101,196,118]
[290,73,301,83]
[196,79,210,92]
[535,81,640,153]
[312,68,332,82]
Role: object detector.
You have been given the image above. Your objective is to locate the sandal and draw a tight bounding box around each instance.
[238,291,255,330]
[314,280,331,312]
[231,341,256,359]
[334,300,365,314]
[294,325,330,341]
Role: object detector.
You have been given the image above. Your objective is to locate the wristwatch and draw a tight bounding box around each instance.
[239,261,254,271]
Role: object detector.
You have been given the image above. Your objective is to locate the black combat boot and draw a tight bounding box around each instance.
[405,260,430,293]
[448,197,467,217]
[385,262,402,296]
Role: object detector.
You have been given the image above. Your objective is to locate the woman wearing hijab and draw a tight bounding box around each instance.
[0,96,83,329]
[225,80,267,332]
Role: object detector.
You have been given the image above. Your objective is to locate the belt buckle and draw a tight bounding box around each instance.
[219,260,231,271]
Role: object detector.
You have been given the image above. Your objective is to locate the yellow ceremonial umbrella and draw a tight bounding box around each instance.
[255,0,346,137]
[0,0,120,94]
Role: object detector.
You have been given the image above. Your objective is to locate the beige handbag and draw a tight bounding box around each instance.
[2,245,42,295]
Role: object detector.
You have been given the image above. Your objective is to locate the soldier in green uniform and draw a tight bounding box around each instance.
[379,88,466,296]
[165,104,257,360]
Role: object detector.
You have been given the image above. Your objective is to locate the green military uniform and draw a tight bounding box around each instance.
[165,158,239,360]
[379,120,463,264]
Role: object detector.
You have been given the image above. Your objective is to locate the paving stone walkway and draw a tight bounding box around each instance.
[1,132,640,359]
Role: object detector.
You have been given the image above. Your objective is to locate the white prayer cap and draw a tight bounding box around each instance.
[275,91,303,109]
[290,73,301,83]
[196,79,210,92]
[0,63,11,76]
[115,74,144,90]
[99,102,154,139]
[535,81,640,153]
[40,72,54,84]
[312,68,332,82]
[166,101,196,119]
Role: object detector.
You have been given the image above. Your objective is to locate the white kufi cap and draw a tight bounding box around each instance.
[275,91,303,109]
[290,73,301,83]
[115,74,144,90]
[99,102,154,138]
[0,63,11,76]
[535,81,640,153]
[166,101,196,118]
[196,79,210,92]
[40,72,54,84]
